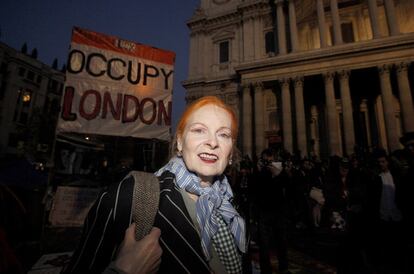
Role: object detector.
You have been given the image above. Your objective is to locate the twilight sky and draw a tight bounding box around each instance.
[0,0,199,130]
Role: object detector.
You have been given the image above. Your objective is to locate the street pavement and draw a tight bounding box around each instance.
[248,225,338,274]
[249,241,337,274]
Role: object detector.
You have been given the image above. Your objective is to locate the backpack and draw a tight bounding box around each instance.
[128,171,160,241]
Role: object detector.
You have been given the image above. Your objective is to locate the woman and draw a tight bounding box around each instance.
[63,96,246,274]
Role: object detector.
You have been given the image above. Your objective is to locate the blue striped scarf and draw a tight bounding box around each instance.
[155,156,246,259]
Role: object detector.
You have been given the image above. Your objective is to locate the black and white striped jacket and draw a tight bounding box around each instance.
[63,171,211,274]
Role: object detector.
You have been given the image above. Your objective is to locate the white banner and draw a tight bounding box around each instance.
[57,27,175,140]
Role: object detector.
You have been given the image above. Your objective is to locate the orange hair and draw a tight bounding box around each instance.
[176,96,238,141]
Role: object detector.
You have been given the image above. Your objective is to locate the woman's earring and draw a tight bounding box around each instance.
[229,158,233,165]
[177,141,183,157]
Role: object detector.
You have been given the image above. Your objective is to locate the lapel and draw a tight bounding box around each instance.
[154,171,210,273]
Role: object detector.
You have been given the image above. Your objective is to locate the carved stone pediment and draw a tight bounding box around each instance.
[212,28,236,42]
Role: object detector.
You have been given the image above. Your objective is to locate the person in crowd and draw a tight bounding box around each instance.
[63,96,247,274]
[232,157,254,224]
[230,156,254,274]
[323,156,369,273]
[366,149,405,273]
[252,149,290,274]
[397,131,414,270]
[393,131,414,175]
[394,132,414,232]
[306,161,325,229]
[284,158,309,230]
[324,157,351,224]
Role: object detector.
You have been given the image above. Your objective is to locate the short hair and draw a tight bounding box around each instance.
[176,96,238,141]
[400,131,414,146]
[339,157,350,169]
[372,148,387,159]
[261,148,273,159]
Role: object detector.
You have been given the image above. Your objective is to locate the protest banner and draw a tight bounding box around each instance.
[57,27,175,140]
[48,186,100,227]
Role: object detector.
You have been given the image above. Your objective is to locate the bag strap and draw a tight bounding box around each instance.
[129,171,160,241]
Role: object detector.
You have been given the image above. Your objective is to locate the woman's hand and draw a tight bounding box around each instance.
[115,224,162,274]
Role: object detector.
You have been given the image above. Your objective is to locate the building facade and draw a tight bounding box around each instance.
[0,42,64,160]
[183,0,414,159]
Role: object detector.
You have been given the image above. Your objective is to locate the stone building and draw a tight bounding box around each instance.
[0,42,64,159]
[182,0,414,159]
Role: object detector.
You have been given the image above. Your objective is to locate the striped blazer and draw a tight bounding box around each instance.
[63,171,211,274]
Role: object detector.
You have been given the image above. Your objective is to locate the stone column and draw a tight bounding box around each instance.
[367,0,381,38]
[396,62,414,132]
[338,70,355,156]
[254,16,264,59]
[242,84,253,157]
[294,76,308,157]
[384,0,399,36]
[238,22,245,61]
[281,78,293,153]
[378,65,400,152]
[288,0,299,52]
[275,0,287,54]
[244,17,255,61]
[188,34,197,77]
[324,72,341,156]
[330,0,343,45]
[198,32,205,76]
[310,105,320,157]
[203,33,211,76]
[316,0,328,48]
[254,82,265,157]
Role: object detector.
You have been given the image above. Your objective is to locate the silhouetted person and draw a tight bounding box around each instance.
[367,150,405,273]
[252,149,290,274]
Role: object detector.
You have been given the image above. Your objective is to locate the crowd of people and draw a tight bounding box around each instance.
[2,95,412,274]
[229,132,414,274]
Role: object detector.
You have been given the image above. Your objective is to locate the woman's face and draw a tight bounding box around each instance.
[177,104,233,184]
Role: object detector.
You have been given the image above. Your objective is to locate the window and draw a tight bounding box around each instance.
[8,133,19,148]
[49,79,58,91]
[0,81,6,100]
[13,88,32,124]
[13,90,22,121]
[330,22,355,44]
[265,31,275,54]
[219,41,229,63]
[0,63,7,74]
[37,75,42,84]
[27,70,35,81]
[18,67,26,77]
[22,90,32,106]
[19,111,29,124]
[341,22,355,43]
[51,98,61,114]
